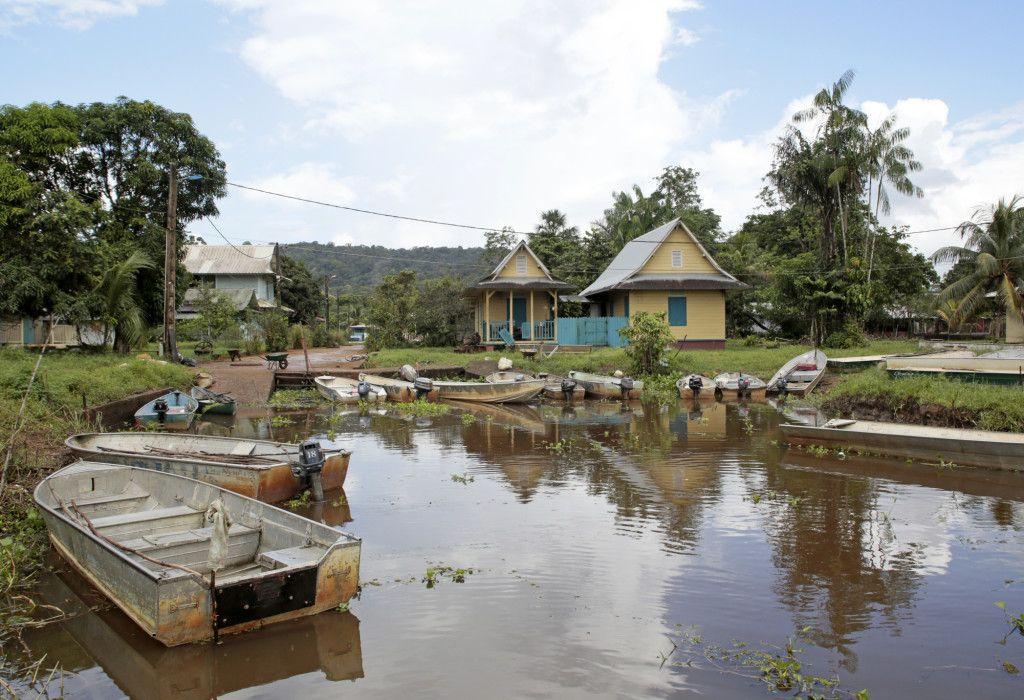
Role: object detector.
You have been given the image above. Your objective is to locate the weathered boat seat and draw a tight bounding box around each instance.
[788,370,819,382]
[120,523,261,573]
[259,544,328,570]
[73,490,151,514]
[90,505,203,540]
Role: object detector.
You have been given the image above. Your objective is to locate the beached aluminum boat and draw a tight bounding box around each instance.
[190,386,237,415]
[432,378,546,403]
[314,376,386,403]
[767,349,827,395]
[676,374,716,400]
[484,371,531,383]
[566,371,643,400]
[35,461,361,646]
[712,373,767,400]
[542,376,585,401]
[66,433,350,503]
[359,373,436,402]
[781,418,1024,471]
[135,390,199,429]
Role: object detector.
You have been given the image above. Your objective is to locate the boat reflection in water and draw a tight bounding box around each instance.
[20,567,364,699]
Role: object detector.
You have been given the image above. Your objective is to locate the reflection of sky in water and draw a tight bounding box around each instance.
[15,401,1024,699]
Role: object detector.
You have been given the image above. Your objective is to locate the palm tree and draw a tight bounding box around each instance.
[96,250,155,353]
[931,196,1024,331]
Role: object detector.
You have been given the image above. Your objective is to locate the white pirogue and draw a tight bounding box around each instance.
[314,376,386,403]
[35,461,361,646]
[767,349,828,396]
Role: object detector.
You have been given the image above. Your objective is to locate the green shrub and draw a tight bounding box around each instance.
[221,324,243,349]
[243,334,265,356]
[312,324,331,347]
[289,324,312,349]
[742,335,765,347]
[824,322,866,349]
[258,311,290,352]
[619,311,674,376]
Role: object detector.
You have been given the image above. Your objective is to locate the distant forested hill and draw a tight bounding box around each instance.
[282,241,487,290]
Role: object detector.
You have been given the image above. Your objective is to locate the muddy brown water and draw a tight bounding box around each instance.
[7,399,1024,697]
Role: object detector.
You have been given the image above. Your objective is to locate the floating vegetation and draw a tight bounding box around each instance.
[805,444,831,458]
[268,415,294,428]
[422,564,478,588]
[996,601,1024,641]
[661,626,869,699]
[394,400,451,417]
[284,490,312,508]
[460,412,476,426]
[268,389,324,409]
[336,602,349,613]
[450,472,475,485]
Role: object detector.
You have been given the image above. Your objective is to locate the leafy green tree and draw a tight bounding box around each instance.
[192,284,239,348]
[258,311,290,352]
[366,270,419,350]
[932,196,1024,325]
[481,227,519,270]
[280,254,326,325]
[415,275,472,346]
[95,250,154,353]
[619,311,674,376]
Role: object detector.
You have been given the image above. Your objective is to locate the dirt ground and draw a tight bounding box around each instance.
[197,345,366,404]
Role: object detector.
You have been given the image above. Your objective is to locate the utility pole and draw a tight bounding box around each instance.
[324,275,330,331]
[163,167,178,360]
[274,243,282,306]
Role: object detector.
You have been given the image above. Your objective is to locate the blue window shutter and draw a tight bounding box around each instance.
[668,295,687,326]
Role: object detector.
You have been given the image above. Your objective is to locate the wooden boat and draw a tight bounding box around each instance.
[314,376,386,403]
[566,371,643,400]
[767,349,827,395]
[432,378,546,403]
[780,418,1024,471]
[358,373,436,402]
[66,432,350,503]
[34,461,361,646]
[135,390,199,429]
[190,386,237,415]
[675,374,715,400]
[712,372,766,400]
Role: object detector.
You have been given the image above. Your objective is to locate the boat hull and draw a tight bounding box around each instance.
[35,462,361,646]
[433,379,545,403]
[314,376,385,403]
[676,375,716,400]
[542,384,586,401]
[567,372,643,400]
[135,391,199,430]
[781,420,1024,471]
[358,374,436,402]
[66,433,349,503]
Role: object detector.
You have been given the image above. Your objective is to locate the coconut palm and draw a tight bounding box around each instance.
[931,196,1024,327]
[96,249,155,353]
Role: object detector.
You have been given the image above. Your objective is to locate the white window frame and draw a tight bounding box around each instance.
[671,250,683,268]
[516,254,527,275]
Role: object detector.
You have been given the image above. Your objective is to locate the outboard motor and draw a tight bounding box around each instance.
[414,377,434,399]
[399,364,418,382]
[153,398,169,423]
[292,439,326,502]
[619,376,635,399]
[687,375,704,399]
[357,381,372,399]
[776,376,789,397]
[738,375,751,399]
[560,377,578,402]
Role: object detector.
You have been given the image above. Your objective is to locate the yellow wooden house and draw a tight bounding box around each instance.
[471,241,572,345]
[579,219,746,349]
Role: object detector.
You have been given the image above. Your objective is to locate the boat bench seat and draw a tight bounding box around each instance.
[91,504,203,540]
[787,371,818,382]
[259,544,327,570]
[120,523,261,572]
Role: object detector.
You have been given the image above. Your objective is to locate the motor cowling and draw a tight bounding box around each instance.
[414,377,434,399]
[357,381,372,399]
[292,439,326,502]
[560,377,577,400]
[777,377,788,395]
[619,376,635,398]
[153,398,169,422]
[688,375,704,391]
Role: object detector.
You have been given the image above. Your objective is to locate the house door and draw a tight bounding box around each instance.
[512,296,528,339]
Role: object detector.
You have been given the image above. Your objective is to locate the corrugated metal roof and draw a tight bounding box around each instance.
[578,219,742,297]
[183,245,276,275]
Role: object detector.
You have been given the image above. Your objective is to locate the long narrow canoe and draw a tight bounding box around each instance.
[190,386,237,415]
[314,376,386,403]
[432,378,546,403]
[781,419,1024,471]
[135,391,199,429]
[35,461,361,646]
[767,349,827,395]
[359,373,436,402]
[66,433,350,503]
[567,371,643,400]
[676,375,716,400]
[712,373,767,400]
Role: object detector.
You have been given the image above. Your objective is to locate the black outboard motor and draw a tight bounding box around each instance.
[560,377,577,401]
[687,375,704,399]
[738,375,751,399]
[777,376,789,397]
[153,398,169,423]
[293,439,326,502]
[619,376,635,399]
[357,381,372,399]
[414,377,434,399]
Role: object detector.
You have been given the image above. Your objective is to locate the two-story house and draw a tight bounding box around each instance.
[177,244,285,319]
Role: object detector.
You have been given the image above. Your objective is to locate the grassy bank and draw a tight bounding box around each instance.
[366,339,919,379]
[0,348,192,600]
[822,367,1024,432]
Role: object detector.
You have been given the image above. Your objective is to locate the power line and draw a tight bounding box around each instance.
[207,219,275,259]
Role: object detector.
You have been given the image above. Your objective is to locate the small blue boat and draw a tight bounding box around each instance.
[134,390,199,429]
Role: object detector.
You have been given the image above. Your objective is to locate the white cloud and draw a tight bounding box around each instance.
[0,0,162,30]
[243,162,357,208]
[674,26,699,46]
[215,0,728,247]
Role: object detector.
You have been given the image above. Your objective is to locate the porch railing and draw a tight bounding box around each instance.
[484,321,510,340]
[521,320,555,340]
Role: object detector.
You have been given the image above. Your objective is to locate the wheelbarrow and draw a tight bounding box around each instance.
[264,352,289,370]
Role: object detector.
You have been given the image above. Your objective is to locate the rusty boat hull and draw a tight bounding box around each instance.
[35,461,361,647]
[566,371,643,400]
[432,379,546,404]
[66,433,349,504]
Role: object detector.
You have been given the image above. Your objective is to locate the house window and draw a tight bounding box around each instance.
[668,295,687,326]
[516,254,527,275]
[671,250,683,268]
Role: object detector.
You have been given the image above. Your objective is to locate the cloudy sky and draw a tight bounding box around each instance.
[3,0,1023,254]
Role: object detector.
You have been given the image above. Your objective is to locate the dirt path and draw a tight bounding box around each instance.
[198,345,366,405]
